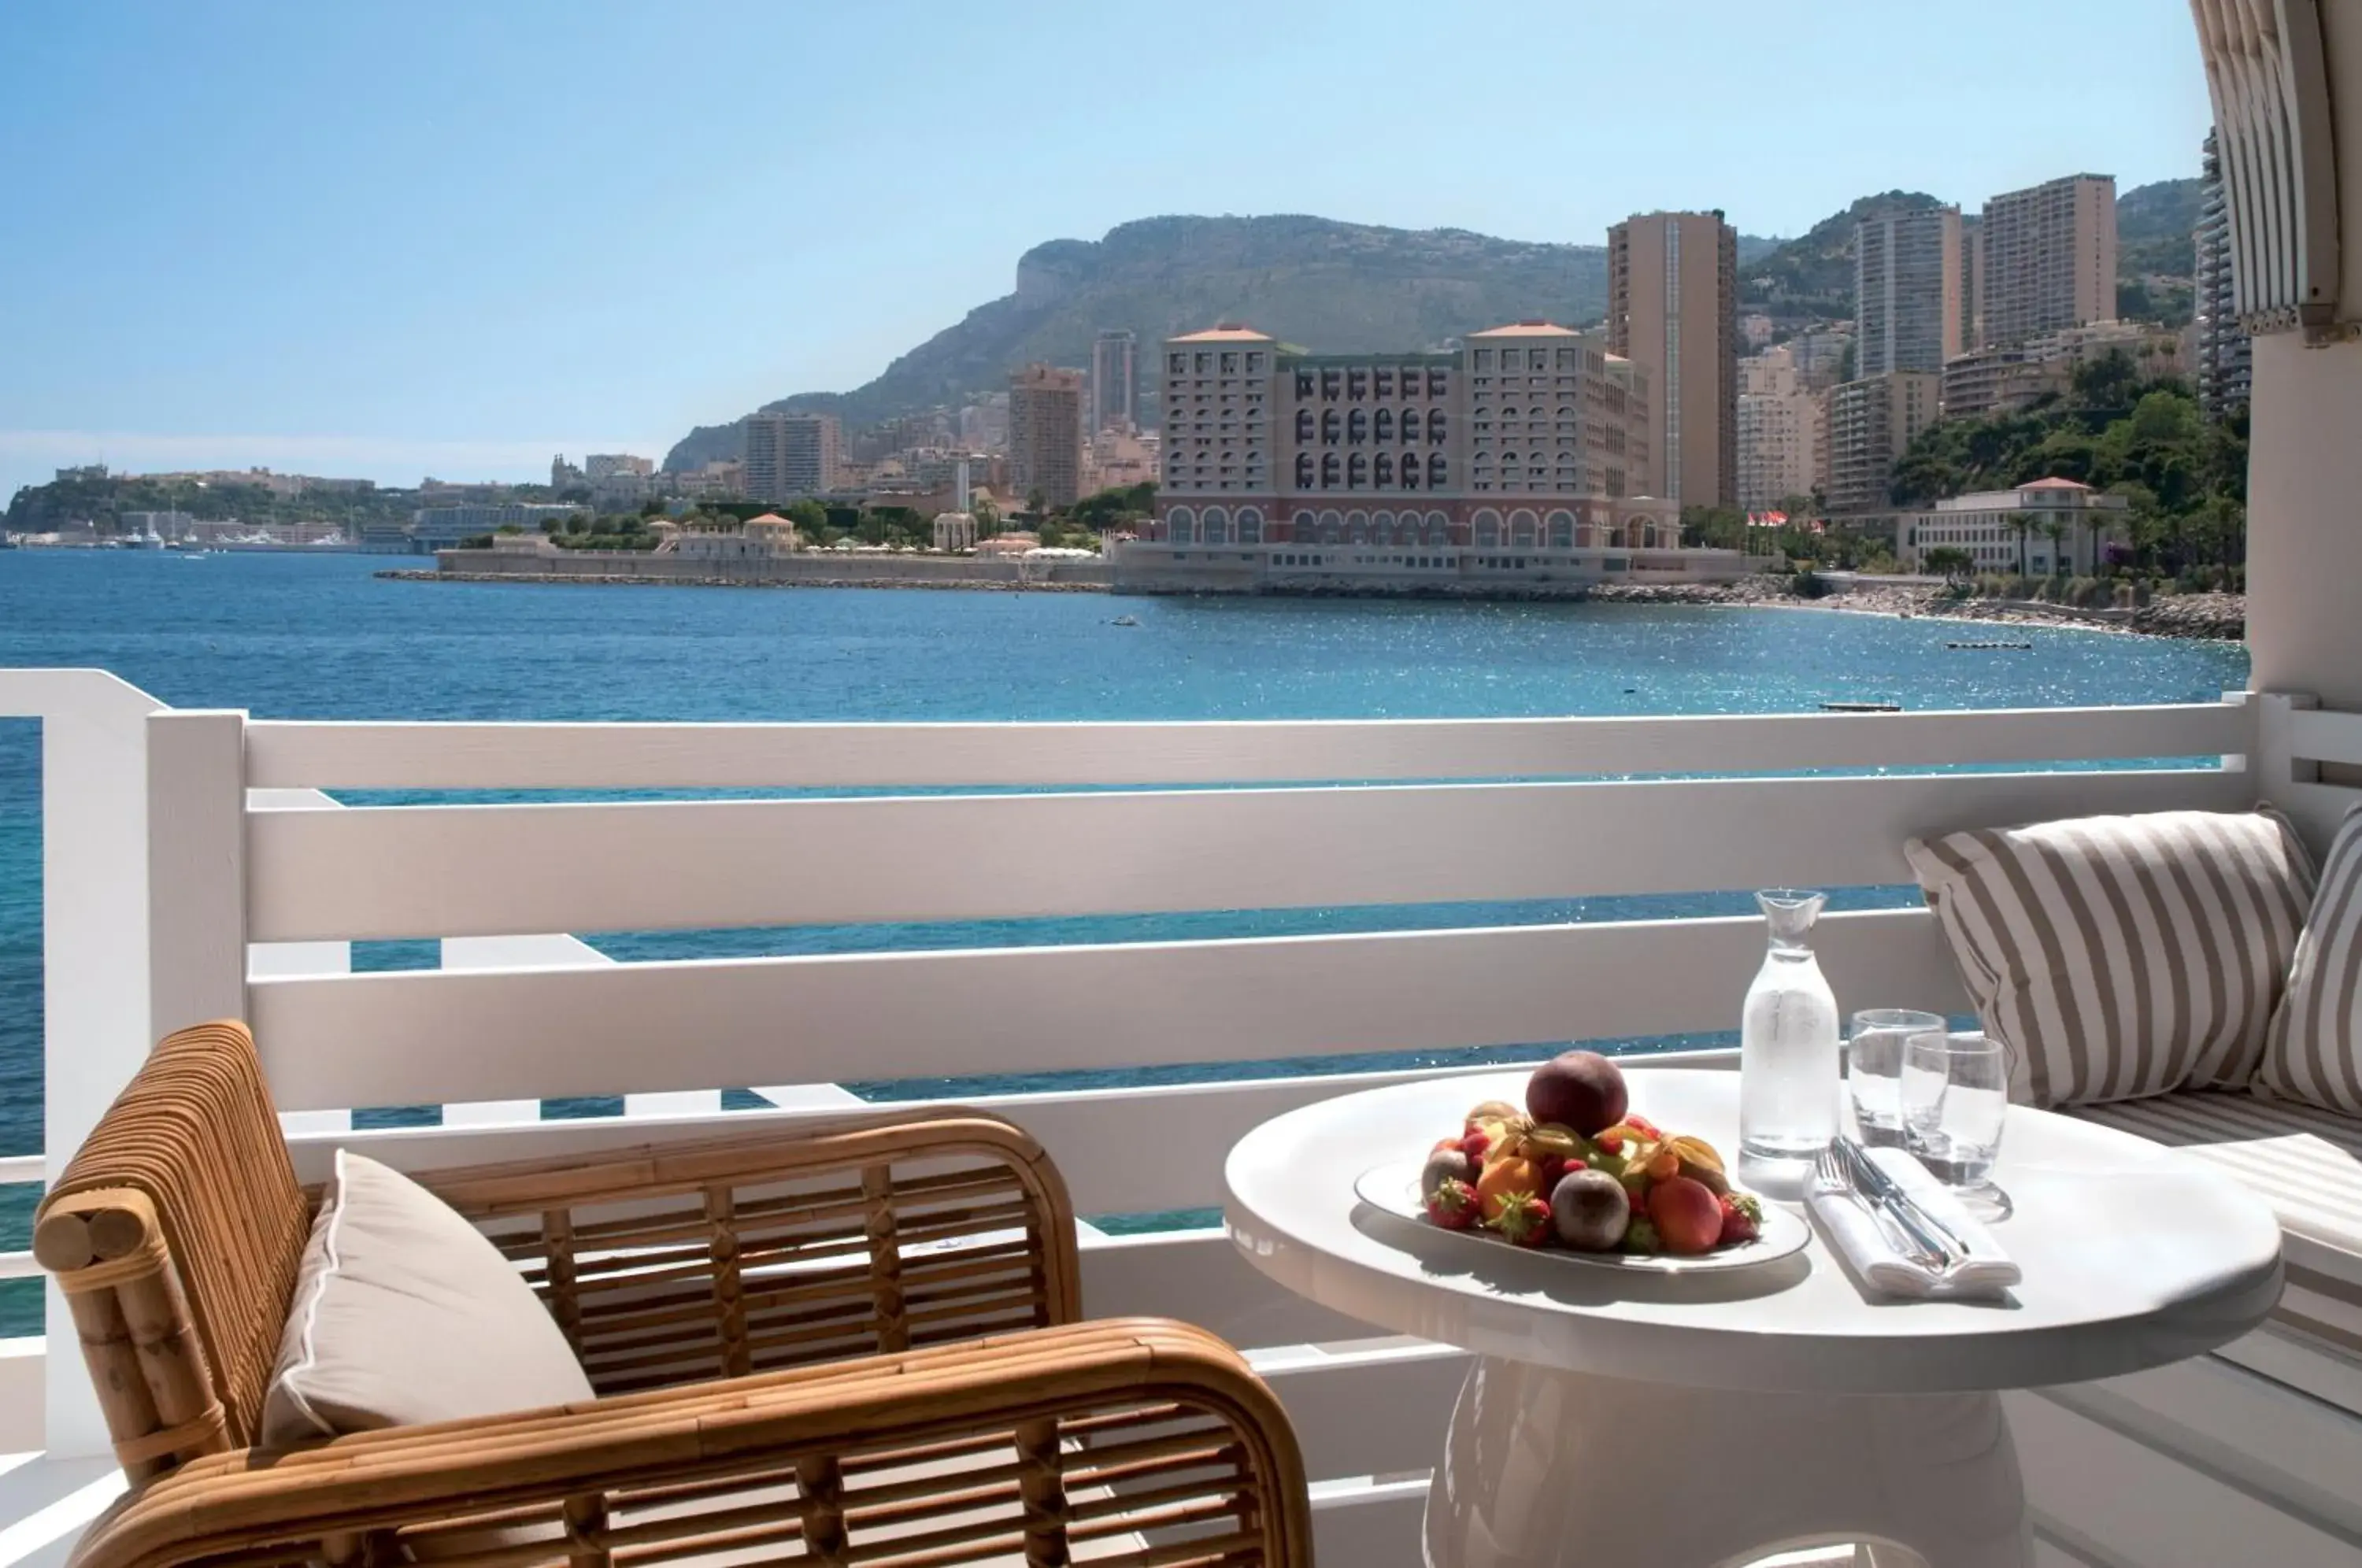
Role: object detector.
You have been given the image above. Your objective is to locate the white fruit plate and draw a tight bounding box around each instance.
[1353,1157,1811,1273]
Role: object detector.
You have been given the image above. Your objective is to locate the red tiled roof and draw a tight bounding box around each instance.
[2019,477,2093,490]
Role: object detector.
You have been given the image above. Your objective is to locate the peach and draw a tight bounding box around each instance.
[1646,1175,1725,1256]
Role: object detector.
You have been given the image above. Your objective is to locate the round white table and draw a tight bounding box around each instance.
[1222,1068,2283,1568]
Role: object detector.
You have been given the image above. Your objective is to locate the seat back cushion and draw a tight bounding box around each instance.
[1905,806,2316,1108]
[2256,804,2362,1115]
[262,1149,594,1446]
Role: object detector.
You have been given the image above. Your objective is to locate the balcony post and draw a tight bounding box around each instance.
[146,711,250,1041]
[1,671,169,1458]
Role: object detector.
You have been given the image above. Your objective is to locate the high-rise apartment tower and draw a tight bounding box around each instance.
[1091,329,1138,434]
[1009,364,1086,509]
[740,412,841,501]
[1608,210,1738,507]
[2194,130,2252,416]
[1977,175,2118,349]
[1857,206,1963,377]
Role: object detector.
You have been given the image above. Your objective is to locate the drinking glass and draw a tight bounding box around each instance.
[1901,1031,2009,1205]
[1847,1010,1948,1148]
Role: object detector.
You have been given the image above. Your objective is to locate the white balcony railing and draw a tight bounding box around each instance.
[8,671,2360,1564]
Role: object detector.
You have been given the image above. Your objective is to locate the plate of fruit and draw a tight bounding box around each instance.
[1356,1051,1809,1270]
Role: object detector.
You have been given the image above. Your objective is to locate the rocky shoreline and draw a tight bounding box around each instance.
[1587,580,2245,641]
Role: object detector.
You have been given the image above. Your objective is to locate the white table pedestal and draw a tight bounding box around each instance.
[1424,1356,2031,1568]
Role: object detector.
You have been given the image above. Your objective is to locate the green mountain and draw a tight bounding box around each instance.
[2116,176,2203,326]
[665,214,1638,471]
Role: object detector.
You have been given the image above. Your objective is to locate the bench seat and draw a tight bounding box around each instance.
[2071,1090,2362,1358]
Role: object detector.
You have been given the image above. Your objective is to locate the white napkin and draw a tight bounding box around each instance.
[1805,1146,2021,1300]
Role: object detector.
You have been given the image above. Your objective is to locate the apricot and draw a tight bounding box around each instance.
[1647,1175,1725,1256]
[1475,1155,1546,1223]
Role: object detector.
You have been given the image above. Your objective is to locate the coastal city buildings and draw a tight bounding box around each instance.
[585,453,653,482]
[1959,213,1984,350]
[1607,209,1738,507]
[1008,364,1087,509]
[409,501,580,549]
[1856,206,1963,376]
[1939,320,2189,419]
[1736,348,1821,510]
[741,412,842,502]
[1899,477,2130,575]
[1091,329,1138,434]
[1975,174,2118,348]
[1824,372,1939,514]
[1124,320,1752,593]
[2194,129,2253,417]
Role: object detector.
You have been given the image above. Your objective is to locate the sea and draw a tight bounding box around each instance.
[0,550,2251,1333]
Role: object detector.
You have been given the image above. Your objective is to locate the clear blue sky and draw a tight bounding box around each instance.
[0,1,2212,502]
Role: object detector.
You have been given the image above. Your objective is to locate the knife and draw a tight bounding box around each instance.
[1833,1136,1971,1263]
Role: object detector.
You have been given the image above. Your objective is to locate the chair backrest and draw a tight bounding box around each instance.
[36,1019,311,1471]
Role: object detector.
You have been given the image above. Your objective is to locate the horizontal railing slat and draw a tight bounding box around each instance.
[240,703,2247,790]
[245,767,2245,942]
[2289,706,2362,768]
[282,1055,1738,1212]
[246,910,1960,1111]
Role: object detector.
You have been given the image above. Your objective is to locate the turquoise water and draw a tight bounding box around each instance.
[0,551,2250,1331]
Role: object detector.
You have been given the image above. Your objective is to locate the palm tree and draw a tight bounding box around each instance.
[2040,517,2072,580]
[2005,513,2035,582]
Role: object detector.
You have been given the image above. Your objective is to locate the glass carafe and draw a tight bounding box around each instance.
[1738,889,1842,1168]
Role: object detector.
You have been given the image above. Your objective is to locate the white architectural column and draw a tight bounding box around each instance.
[2245,333,2362,712]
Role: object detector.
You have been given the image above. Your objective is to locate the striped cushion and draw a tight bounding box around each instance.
[2256,804,2362,1115]
[2071,1092,2362,1345]
[1906,808,2316,1108]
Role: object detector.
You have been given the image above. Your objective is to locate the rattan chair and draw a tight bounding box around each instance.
[35,1020,1313,1568]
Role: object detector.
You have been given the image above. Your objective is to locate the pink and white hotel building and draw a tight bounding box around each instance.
[1120,322,1752,593]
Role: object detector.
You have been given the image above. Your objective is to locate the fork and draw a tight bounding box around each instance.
[1815,1145,1949,1269]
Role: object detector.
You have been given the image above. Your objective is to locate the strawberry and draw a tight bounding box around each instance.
[1717,1192,1764,1247]
[1459,1130,1493,1161]
[1623,1113,1664,1140]
[1426,1178,1479,1230]
[1489,1191,1552,1247]
[1594,1130,1624,1155]
[1538,1154,1568,1191]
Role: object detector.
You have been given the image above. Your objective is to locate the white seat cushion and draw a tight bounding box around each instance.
[263,1148,595,1446]
[2071,1092,2362,1352]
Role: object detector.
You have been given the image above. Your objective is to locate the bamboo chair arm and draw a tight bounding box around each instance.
[405,1106,1085,1391]
[72,1318,1314,1568]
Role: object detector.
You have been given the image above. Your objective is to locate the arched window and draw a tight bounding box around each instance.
[1401,409,1422,442]
[1375,453,1394,486]
[1291,509,1314,542]
[1374,408,1394,442]
[1548,509,1575,548]
[1295,409,1315,442]
[1167,508,1195,545]
[1501,406,1519,421]
[1348,510,1370,544]
[1318,509,1343,543]
[1372,511,1395,545]
[1510,509,1538,547]
[1348,409,1368,445]
[1348,453,1368,487]
[1401,454,1420,490]
[1557,405,1575,420]
[1321,409,1342,445]
[1427,453,1447,485]
[1426,510,1450,545]
[1236,507,1264,544]
[1294,453,1314,486]
[1474,509,1501,548]
[1501,452,1519,468]
[1321,453,1341,486]
[1201,506,1230,545]
[1428,413,1448,444]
